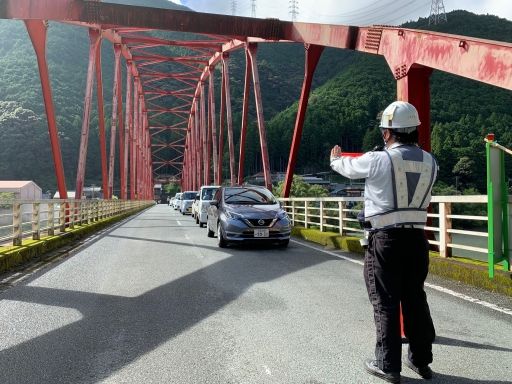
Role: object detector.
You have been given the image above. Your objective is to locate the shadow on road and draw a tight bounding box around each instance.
[435,335,512,353]
[0,207,339,383]
[404,373,512,383]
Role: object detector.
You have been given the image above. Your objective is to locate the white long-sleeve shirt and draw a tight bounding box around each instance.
[330,143,437,221]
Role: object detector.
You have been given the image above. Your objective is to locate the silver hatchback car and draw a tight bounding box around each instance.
[206,186,291,248]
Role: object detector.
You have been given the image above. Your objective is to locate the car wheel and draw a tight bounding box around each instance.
[217,222,227,248]
[207,221,215,238]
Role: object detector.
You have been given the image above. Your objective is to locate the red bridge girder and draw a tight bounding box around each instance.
[1,0,511,198]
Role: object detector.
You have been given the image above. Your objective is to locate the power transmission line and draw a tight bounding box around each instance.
[251,0,256,17]
[429,0,447,25]
[308,0,428,25]
[350,0,430,25]
[342,0,417,23]
[289,0,299,21]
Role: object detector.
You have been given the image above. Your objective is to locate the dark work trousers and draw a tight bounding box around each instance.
[364,228,435,373]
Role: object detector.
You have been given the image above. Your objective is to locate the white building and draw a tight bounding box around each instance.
[0,180,42,200]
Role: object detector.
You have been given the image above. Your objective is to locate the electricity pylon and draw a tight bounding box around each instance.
[429,0,447,25]
[231,0,237,16]
[289,0,299,22]
[251,0,256,17]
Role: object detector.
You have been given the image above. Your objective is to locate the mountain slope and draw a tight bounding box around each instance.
[0,7,510,193]
[259,10,512,191]
[0,0,349,191]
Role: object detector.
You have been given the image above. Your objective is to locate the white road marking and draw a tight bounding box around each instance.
[176,220,182,226]
[291,239,364,266]
[424,283,512,316]
[291,239,512,317]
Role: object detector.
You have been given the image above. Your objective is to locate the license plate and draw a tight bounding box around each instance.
[254,228,269,238]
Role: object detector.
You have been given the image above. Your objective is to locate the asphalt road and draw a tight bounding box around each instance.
[0,204,511,384]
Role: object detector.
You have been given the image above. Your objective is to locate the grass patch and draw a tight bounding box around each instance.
[292,226,512,297]
[291,227,364,253]
[428,254,512,297]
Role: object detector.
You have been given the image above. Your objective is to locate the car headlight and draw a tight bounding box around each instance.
[225,210,244,220]
[276,211,289,220]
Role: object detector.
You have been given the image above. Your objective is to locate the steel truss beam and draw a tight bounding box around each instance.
[2,0,510,199]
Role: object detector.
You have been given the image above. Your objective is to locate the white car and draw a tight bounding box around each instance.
[180,191,198,215]
[196,185,220,227]
[172,193,182,210]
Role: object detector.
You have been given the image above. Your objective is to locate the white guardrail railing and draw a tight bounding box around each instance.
[0,199,154,248]
[279,195,489,259]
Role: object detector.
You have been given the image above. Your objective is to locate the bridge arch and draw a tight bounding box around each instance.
[1,0,510,198]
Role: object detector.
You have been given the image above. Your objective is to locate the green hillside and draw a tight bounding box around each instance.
[258,10,512,193]
[0,6,511,194]
[0,0,349,192]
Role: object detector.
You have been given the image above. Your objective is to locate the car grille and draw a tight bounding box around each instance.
[244,218,275,227]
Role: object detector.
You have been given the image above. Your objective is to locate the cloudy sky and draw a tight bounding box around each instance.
[170,0,511,25]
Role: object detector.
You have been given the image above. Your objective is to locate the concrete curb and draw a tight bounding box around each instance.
[0,208,147,274]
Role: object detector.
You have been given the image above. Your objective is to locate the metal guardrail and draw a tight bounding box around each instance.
[0,196,492,262]
[278,195,489,259]
[0,199,154,247]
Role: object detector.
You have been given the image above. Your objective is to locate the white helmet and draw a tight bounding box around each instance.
[379,101,420,133]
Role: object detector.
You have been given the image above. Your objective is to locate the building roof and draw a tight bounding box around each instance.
[0,180,38,189]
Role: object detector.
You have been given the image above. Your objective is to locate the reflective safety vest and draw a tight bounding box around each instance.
[367,145,437,230]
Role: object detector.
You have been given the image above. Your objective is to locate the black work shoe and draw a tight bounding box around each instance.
[364,359,400,383]
[404,358,433,379]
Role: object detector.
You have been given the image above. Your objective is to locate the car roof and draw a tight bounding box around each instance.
[223,185,269,191]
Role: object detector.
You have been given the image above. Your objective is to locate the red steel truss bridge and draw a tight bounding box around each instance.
[0,0,511,199]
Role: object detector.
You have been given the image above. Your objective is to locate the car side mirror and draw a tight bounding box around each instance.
[210,200,218,207]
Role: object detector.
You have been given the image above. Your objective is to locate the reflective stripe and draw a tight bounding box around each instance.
[420,155,437,209]
[368,209,427,229]
[384,150,398,209]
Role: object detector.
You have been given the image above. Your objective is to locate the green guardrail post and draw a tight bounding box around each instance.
[485,133,511,278]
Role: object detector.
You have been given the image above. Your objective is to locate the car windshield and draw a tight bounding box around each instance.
[223,187,277,205]
[182,192,197,200]
[201,188,218,200]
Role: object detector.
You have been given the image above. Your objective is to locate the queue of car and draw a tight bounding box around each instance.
[170,185,291,248]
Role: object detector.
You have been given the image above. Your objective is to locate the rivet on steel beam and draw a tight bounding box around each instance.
[459,40,467,49]
[398,30,404,37]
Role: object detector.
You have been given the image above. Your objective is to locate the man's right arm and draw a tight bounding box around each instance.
[330,152,373,180]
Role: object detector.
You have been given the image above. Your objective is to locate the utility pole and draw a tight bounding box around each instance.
[231,0,237,16]
[251,0,256,18]
[289,0,299,22]
[429,0,447,25]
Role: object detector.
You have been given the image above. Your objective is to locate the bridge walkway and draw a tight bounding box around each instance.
[0,205,510,383]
